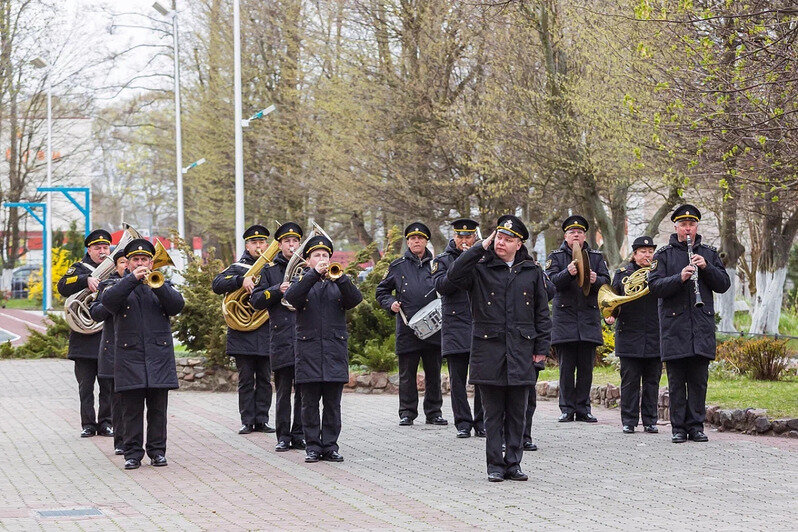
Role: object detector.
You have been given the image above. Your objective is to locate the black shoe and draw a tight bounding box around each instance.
[255,423,276,433]
[456,428,471,438]
[291,439,306,450]
[150,455,168,467]
[474,428,486,438]
[426,416,448,425]
[238,424,254,434]
[97,426,114,437]
[672,432,688,443]
[557,413,574,422]
[505,469,528,481]
[124,459,141,470]
[80,427,96,438]
[644,425,659,434]
[623,425,635,434]
[321,451,344,462]
[688,431,709,442]
[275,441,291,452]
[523,441,538,451]
[575,413,598,423]
[114,448,124,456]
[305,451,321,463]
[487,472,504,482]
[399,417,414,426]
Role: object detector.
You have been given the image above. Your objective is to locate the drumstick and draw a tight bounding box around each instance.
[398,306,409,326]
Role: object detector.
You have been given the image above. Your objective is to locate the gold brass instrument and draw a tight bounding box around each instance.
[281,222,334,311]
[143,270,165,289]
[571,241,592,296]
[142,240,177,289]
[327,262,344,280]
[597,266,651,319]
[64,224,141,334]
[222,238,280,331]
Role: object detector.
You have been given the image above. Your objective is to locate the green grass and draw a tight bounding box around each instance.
[2,299,40,310]
[539,365,797,418]
[732,308,798,351]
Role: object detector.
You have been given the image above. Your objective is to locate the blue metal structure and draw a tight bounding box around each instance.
[37,186,91,237]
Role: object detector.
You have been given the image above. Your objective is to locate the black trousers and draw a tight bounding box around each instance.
[619,357,662,427]
[666,356,709,436]
[109,382,124,449]
[556,342,595,416]
[397,347,442,421]
[479,384,528,475]
[274,365,303,444]
[446,353,484,431]
[74,359,113,430]
[523,368,541,443]
[120,388,169,461]
[301,382,344,454]
[234,355,272,425]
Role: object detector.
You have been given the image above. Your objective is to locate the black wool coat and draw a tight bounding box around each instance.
[284,268,363,384]
[647,233,730,361]
[611,262,660,358]
[99,273,184,392]
[545,241,611,346]
[56,254,103,359]
[432,240,472,357]
[89,272,122,379]
[375,248,441,355]
[447,243,552,386]
[211,251,270,357]
[250,252,296,370]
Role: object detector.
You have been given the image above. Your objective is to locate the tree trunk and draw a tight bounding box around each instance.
[749,267,787,335]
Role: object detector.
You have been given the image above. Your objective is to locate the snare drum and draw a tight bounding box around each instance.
[407,299,442,340]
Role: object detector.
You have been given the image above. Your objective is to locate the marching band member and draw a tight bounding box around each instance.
[432,218,485,438]
[57,229,114,439]
[250,222,306,452]
[89,251,129,455]
[212,225,274,435]
[604,236,661,434]
[284,235,363,463]
[376,222,447,427]
[99,239,184,469]
[545,215,611,423]
[447,215,551,482]
[648,205,730,443]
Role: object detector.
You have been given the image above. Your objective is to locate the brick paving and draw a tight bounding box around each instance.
[0,359,795,530]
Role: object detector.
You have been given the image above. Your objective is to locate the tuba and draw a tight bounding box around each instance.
[64,224,142,334]
[597,266,651,319]
[222,238,280,331]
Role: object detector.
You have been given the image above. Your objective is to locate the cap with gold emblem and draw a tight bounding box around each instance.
[124,238,156,258]
[670,204,701,223]
[275,222,303,241]
[303,235,333,259]
[84,229,112,248]
[404,222,431,240]
[243,224,269,241]
[631,236,657,251]
[451,218,479,236]
[561,215,589,233]
[496,214,529,241]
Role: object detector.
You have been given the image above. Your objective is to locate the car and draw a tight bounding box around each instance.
[357,266,374,283]
[10,264,41,299]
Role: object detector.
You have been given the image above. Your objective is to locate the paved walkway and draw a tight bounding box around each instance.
[0,309,48,346]
[0,359,795,530]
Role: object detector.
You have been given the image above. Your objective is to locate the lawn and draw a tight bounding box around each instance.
[539,366,797,419]
[2,299,41,310]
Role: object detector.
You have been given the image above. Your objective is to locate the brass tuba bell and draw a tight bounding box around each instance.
[597,266,651,319]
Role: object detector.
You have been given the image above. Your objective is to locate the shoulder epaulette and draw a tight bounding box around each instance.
[551,249,565,254]
[588,249,602,254]
[702,243,717,252]
[389,257,405,267]
[655,244,671,254]
[618,266,627,273]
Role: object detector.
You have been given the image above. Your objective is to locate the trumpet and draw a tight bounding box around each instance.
[140,240,176,290]
[327,262,344,280]
[143,270,165,289]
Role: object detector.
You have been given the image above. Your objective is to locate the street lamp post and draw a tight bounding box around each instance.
[153,1,185,240]
[31,57,52,311]
[233,0,245,258]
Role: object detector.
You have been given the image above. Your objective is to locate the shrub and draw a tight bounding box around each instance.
[595,322,616,366]
[27,247,78,306]
[351,334,398,373]
[716,336,791,380]
[0,313,70,359]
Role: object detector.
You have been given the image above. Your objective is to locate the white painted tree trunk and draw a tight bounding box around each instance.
[716,267,737,333]
[748,267,787,334]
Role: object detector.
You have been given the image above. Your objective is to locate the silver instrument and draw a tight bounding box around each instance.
[685,234,704,307]
[406,299,443,339]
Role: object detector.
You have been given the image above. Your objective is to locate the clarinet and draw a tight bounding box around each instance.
[685,235,704,308]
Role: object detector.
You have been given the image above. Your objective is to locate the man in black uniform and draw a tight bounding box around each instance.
[212,224,274,435]
[448,215,551,482]
[251,222,305,452]
[376,222,447,427]
[432,218,485,438]
[89,251,129,455]
[648,205,730,443]
[284,235,363,463]
[99,239,184,469]
[545,215,611,423]
[604,236,661,434]
[57,229,114,438]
